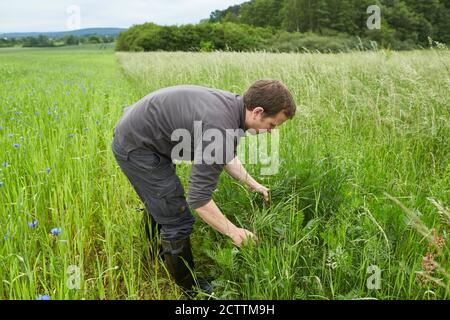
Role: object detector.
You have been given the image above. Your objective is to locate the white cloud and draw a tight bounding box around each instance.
[0,0,247,33]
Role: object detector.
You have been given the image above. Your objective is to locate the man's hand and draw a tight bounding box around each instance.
[250,183,270,204]
[230,228,258,247]
[196,200,259,248]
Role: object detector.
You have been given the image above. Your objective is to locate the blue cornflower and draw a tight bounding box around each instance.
[2,162,9,167]
[96,120,100,125]
[46,168,51,174]
[13,143,20,149]
[28,220,38,228]
[8,133,13,138]
[0,125,3,130]
[50,228,62,236]
[68,134,75,138]
[36,295,51,300]
[4,233,9,240]
[0,181,4,187]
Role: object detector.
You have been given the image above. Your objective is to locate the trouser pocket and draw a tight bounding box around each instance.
[111,139,129,162]
[128,148,162,170]
[145,176,190,225]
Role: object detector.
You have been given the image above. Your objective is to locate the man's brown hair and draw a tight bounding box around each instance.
[243,79,296,119]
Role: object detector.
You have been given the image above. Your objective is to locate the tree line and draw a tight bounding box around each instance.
[116,0,449,52]
[210,0,450,46]
[0,35,116,48]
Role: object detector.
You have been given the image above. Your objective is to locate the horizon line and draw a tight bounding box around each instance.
[0,20,217,35]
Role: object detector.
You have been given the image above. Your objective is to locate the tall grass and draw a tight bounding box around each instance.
[0,47,449,299]
[0,47,179,299]
[117,49,450,299]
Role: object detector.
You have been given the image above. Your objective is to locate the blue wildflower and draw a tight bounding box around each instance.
[36,295,51,300]
[8,133,13,138]
[46,168,51,174]
[28,220,38,228]
[0,181,4,187]
[0,125,3,130]
[13,143,20,149]
[68,134,75,138]
[2,162,9,167]
[50,228,62,236]
[4,233,8,240]
[96,120,100,125]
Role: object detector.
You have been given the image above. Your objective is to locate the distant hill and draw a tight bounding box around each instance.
[1,28,127,39]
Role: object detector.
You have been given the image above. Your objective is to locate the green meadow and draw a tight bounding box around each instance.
[0,45,449,299]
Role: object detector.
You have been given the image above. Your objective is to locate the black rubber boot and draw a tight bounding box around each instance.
[161,237,213,296]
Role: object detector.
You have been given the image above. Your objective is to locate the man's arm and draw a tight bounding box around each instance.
[224,156,269,202]
[195,199,258,247]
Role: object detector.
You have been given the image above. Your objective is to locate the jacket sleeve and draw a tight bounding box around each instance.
[187,162,224,209]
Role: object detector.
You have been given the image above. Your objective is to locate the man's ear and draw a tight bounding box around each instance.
[252,107,264,118]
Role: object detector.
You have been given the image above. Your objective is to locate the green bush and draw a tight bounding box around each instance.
[116,22,274,52]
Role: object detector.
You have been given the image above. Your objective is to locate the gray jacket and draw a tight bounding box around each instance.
[113,85,246,209]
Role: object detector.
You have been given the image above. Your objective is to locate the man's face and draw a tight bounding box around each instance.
[247,107,289,134]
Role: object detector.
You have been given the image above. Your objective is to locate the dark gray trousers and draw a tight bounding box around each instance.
[111,136,195,241]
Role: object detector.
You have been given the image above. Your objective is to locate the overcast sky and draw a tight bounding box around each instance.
[0,0,247,33]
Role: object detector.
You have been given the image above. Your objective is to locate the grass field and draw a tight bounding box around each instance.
[0,45,449,300]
